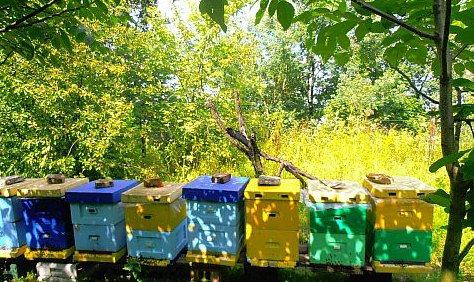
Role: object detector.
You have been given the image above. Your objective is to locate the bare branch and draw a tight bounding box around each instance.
[393,66,440,104]
[459,238,474,264]
[0,0,58,33]
[13,6,83,30]
[207,99,251,156]
[351,0,436,41]
[234,91,249,141]
[276,163,285,177]
[453,44,468,60]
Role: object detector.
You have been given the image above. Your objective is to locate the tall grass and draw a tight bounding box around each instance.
[189,118,473,277]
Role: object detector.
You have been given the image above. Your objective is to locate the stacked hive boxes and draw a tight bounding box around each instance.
[306,180,369,266]
[245,178,300,268]
[0,177,42,258]
[183,175,249,266]
[122,180,187,264]
[363,176,435,273]
[18,176,88,259]
[65,179,139,262]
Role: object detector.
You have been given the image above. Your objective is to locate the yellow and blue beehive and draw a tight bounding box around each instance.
[122,182,187,262]
[245,178,300,268]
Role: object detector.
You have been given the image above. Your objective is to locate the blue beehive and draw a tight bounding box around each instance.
[182,176,249,203]
[0,220,26,248]
[127,219,187,260]
[0,197,23,223]
[184,175,249,262]
[66,179,138,254]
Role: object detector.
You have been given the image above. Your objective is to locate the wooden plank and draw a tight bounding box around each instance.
[17,178,89,198]
[121,182,184,203]
[24,246,75,260]
[73,248,126,263]
[0,178,42,198]
[0,244,26,258]
[308,180,369,203]
[362,176,435,199]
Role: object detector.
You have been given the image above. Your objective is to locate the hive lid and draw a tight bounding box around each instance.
[182,175,249,203]
[17,178,89,198]
[308,180,369,203]
[122,182,184,203]
[0,178,43,198]
[244,178,300,201]
[362,176,435,199]
[65,179,139,203]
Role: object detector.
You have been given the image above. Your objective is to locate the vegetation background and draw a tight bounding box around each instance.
[0,0,473,281]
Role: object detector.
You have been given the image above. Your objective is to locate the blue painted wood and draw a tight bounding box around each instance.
[187,219,244,255]
[0,197,23,223]
[187,200,244,227]
[65,180,139,204]
[21,197,71,222]
[182,176,249,203]
[73,220,126,252]
[70,202,124,225]
[127,219,187,260]
[0,220,26,248]
[24,218,74,250]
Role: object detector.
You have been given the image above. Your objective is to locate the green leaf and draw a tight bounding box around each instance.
[383,44,407,67]
[338,0,347,12]
[276,1,295,30]
[453,78,474,92]
[96,0,109,15]
[255,0,269,25]
[429,149,471,173]
[52,35,62,50]
[453,8,474,26]
[268,0,279,18]
[60,31,73,53]
[199,0,228,32]
[453,103,474,119]
[406,47,427,65]
[334,52,350,65]
[461,159,474,181]
[455,26,474,44]
[337,34,350,50]
[424,189,450,208]
[454,63,465,76]
[355,21,370,41]
[431,57,440,76]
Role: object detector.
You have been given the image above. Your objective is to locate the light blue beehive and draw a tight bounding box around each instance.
[0,220,26,248]
[73,220,126,252]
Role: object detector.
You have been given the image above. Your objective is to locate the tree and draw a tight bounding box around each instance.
[0,0,126,63]
[198,0,474,281]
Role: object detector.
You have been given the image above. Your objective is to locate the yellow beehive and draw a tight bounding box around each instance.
[245,179,300,231]
[362,176,435,199]
[245,227,299,263]
[122,182,185,232]
[0,178,43,198]
[367,196,434,230]
[17,178,88,198]
[308,180,369,203]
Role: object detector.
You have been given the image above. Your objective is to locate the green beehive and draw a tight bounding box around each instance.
[369,228,432,263]
[309,233,365,266]
[308,202,367,235]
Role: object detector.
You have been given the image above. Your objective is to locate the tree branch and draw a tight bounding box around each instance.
[13,6,83,30]
[452,44,468,60]
[207,99,251,156]
[0,0,58,33]
[393,66,440,104]
[234,91,250,144]
[351,0,436,41]
[440,0,452,80]
[0,50,13,65]
[458,238,474,264]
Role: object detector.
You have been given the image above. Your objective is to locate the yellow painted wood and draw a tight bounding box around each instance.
[125,198,186,232]
[244,179,300,201]
[248,258,297,268]
[368,196,434,230]
[121,182,184,204]
[73,247,126,263]
[246,227,299,263]
[246,199,298,231]
[371,260,433,274]
[131,258,171,267]
[17,178,89,198]
[0,179,43,198]
[308,180,369,203]
[0,244,26,258]
[186,242,244,267]
[24,246,75,260]
[362,176,435,199]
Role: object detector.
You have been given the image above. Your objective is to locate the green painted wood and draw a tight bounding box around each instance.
[308,202,367,235]
[371,229,432,263]
[309,233,365,266]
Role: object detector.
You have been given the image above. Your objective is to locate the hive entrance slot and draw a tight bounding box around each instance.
[280,194,289,199]
[153,198,161,202]
[269,213,277,218]
[417,192,425,196]
[143,215,152,219]
[255,194,263,198]
[88,208,97,214]
[388,192,397,197]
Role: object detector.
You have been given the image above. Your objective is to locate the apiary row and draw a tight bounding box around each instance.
[0,174,436,274]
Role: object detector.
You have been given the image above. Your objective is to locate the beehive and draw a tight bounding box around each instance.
[19,178,88,257]
[66,180,138,261]
[363,176,435,272]
[245,178,300,267]
[306,180,368,266]
[183,175,249,266]
[122,181,187,263]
